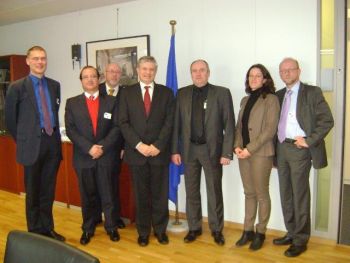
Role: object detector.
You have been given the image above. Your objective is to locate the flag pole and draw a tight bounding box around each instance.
[166,19,188,233]
[170,20,176,35]
[169,19,181,226]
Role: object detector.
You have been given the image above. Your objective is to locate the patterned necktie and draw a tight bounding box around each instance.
[108,88,115,96]
[38,79,53,136]
[277,89,292,143]
[144,86,151,116]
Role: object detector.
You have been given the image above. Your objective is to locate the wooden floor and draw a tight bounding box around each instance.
[0,190,349,263]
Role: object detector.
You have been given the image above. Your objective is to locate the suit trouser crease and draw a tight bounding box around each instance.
[130,163,169,237]
[95,159,122,222]
[76,164,116,233]
[24,134,61,233]
[184,143,224,232]
[277,142,311,246]
[238,155,272,234]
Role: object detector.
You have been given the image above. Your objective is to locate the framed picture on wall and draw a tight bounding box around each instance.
[86,35,150,86]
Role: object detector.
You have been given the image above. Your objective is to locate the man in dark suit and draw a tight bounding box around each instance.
[97,63,125,229]
[65,66,121,245]
[171,59,235,246]
[118,56,174,247]
[273,58,334,257]
[5,46,65,241]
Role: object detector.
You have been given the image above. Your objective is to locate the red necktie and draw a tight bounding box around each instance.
[144,86,151,116]
[38,79,53,135]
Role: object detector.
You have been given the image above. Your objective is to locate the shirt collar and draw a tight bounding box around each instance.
[140,81,154,90]
[105,82,119,92]
[29,73,45,84]
[84,91,99,100]
[287,81,300,94]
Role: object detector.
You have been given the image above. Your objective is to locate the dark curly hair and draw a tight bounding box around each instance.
[245,64,275,98]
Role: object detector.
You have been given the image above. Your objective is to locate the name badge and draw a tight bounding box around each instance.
[104,112,112,119]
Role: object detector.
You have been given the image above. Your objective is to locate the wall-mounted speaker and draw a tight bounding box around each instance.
[71,44,81,60]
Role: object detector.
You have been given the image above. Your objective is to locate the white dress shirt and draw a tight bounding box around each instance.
[284,81,306,139]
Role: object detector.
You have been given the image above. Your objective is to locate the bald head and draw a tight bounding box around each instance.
[279,57,301,88]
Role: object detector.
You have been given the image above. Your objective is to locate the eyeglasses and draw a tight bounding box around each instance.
[279,68,298,74]
[81,75,98,80]
[106,70,121,74]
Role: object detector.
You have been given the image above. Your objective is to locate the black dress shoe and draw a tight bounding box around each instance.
[249,233,265,251]
[273,235,293,245]
[155,233,169,245]
[235,230,255,246]
[80,232,94,245]
[284,244,307,257]
[116,218,126,229]
[44,230,66,242]
[184,229,202,243]
[212,231,225,246]
[138,236,149,247]
[108,230,120,242]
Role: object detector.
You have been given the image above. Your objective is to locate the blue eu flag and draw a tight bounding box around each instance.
[167,34,184,204]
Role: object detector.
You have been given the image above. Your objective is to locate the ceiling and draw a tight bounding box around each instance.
[0,0,136,26]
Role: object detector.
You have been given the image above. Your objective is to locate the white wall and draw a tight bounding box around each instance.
[0,0,318,231]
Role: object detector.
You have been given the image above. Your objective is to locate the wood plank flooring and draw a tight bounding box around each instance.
[0,190,349,262]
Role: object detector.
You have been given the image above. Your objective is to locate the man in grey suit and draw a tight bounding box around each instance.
[273,58,334,257]
[171,59,235,246]
[5,46,65,241]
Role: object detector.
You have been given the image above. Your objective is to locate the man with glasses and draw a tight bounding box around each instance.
[96,63,126,229]
[5,46,65,241]
[65,66,121,245]
[274,57,334,257]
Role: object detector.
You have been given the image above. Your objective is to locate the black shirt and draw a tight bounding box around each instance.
[242,89,261,147]
[191,84,209,144]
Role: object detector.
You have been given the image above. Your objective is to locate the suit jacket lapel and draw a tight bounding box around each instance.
[24,77,40,119]
[205,84,215,125]
[249,96,263,119]
[78,94,94,138]
[185,86,193,125]
[134,83,147,118]
[148,83,160,119]
[296,82,305,129]
[46,79,57,114]
[278,88,286,106]
[96,94,108,137]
